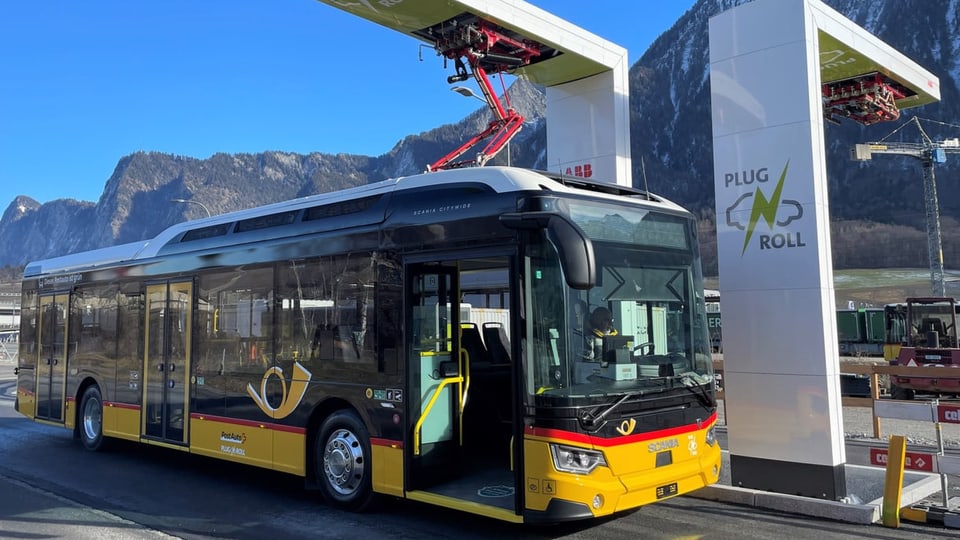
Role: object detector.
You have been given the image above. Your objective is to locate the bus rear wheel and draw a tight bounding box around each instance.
[78,385,106,451]
[315,410,374,511]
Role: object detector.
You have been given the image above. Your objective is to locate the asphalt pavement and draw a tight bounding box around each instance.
[0,473,174,539]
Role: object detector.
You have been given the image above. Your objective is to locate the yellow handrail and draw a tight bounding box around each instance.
[413,375,463,456]
[413,324,474,455]
[459,347,471,445]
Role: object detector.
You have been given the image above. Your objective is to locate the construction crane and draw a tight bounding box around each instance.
[851,116,960,296]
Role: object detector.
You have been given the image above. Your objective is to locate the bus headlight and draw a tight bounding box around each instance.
[705,424,717,447]
[550,444,607,474]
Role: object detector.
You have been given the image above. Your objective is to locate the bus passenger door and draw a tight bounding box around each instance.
[406,263,462,487]
[36,293,69,422]
[404,255,519,518]
[143,281,192,445]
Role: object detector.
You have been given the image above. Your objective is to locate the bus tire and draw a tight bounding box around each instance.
[315,410,374,511]
[78,385,107,451]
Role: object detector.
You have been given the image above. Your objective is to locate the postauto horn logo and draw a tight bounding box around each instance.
[724,161,806,255]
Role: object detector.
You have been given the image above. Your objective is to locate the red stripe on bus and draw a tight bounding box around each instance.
[370,437,403,448]
[189,413,307,434]
[104,401,141,411]
[526,412,717,447]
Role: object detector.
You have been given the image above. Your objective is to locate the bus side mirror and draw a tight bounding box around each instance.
[500,212,596,290]
[546,216,595,290]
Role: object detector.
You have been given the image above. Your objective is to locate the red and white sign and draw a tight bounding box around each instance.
[870,448,935,472]
[937,404,960,424]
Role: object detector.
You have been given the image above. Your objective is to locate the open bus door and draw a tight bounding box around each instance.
[406,263,464,483]
[404,258,519,521]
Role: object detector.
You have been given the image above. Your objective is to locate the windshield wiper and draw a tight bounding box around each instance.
[578,375,712,430]
[677,373,716,408]
[579,379,668,430]
[580,392,635,430]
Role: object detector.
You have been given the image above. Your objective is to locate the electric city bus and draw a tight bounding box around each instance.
[15,166,720,523]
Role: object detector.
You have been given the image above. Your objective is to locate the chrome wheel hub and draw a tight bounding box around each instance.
[323,428,364,495]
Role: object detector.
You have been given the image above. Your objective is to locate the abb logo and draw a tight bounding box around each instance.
[564,163,593,178]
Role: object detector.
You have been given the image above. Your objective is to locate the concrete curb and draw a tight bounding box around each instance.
[689,485,879,524]
[687,461,943,525]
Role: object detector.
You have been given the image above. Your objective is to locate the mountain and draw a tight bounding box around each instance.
[631,0,960,272]
[1,0,958,275]
[0,79,545,269]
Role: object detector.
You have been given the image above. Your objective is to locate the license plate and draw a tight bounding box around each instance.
[656,482,678,499]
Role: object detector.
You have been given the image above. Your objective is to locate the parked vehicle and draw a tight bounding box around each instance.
[887,297,960,400]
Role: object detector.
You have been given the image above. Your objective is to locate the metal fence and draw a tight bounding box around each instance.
[0,338,17,364]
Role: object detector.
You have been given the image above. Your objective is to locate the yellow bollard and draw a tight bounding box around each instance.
[882,435,907,528]
[871,372,882,439]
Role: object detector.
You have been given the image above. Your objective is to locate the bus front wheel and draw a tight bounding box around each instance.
[78,385,106,451]
[315,410,374,511]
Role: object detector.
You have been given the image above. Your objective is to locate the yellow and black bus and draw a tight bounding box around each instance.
[15,166,720,523]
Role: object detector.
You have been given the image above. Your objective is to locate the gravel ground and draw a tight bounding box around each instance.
[841,403,960,449]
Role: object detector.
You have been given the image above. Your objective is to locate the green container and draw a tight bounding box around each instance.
[864,308,885,343]
[836,310,863,342]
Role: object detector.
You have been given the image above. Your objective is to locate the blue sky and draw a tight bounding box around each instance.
[0,1,695,207]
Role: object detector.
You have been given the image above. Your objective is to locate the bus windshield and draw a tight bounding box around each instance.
[525,203,714,401]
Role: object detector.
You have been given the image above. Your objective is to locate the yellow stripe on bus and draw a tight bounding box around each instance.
[273,428,306,476]
[371,441,403,497]
[64,399,75,430]
[190,415,274,469]
[17,389,35,420]
[102,403,141,442]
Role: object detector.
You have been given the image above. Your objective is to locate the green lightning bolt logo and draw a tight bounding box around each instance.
[741,161,790,255]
